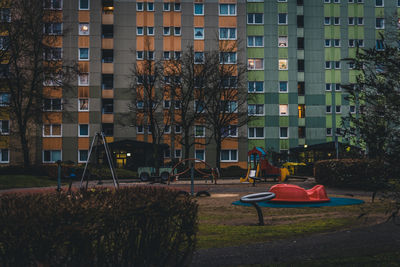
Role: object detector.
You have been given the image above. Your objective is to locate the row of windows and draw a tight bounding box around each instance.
[136,3,237,16]
[41,124,89,137]
[325,0,398,6]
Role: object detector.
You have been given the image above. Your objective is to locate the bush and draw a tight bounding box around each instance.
[0,187,198,266]
[314,159,387,190]
[221,166,246,178]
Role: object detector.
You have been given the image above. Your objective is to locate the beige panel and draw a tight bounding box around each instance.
[79,62,90,73]
[102,63,114,74]
[43,87,62,98]
[102,114,114,123]
[42,138,62,150]
[102,89,114,98]
[194,16,204,27]
[78,87,89,98]
[102,39,114,49]
[78,138,90,149]
[78,36,90,48]
[194,40,204,51]
[78,11,90,22]
[219,17,236,27]
[102,13,114,24]
[78,112,89,124]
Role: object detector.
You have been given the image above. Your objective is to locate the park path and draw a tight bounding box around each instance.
[191,221,400,266]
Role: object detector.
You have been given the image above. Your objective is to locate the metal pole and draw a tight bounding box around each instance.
[335,135,339,159]
[80,133,98,188]
[57,160,62,191]
[190,166,194,196]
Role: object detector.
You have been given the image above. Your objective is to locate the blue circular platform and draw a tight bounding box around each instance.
[232,197,364,208]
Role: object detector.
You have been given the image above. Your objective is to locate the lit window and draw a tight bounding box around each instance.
[279,104,288,116]
[79,48,89,60]
[248,81,264,93]
[248,13,263,24]
[248,104,264,116]
[279,81,288,92]
[278,13,288,24]
[219,4,236,16]
[219,28,236,40]
[194,28,204,39]
[194,3,204,15]
[279,59,288,70]
[79,99,89,111]
[0,149,9,163]
[278,36,288,47]
[79,124,89,137]
[248,127,264,139]
[248,59,264,70]
[220,150,238,162]
[79,150,88,163]
[298,104,305,118]
[78,73,89,86]
[248,36,263,47]
[79,0,89,10]
[280,127,288,139]
[43,150,61,163]
[79,23,89,35]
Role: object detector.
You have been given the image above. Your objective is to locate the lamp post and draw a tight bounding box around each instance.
[56,160,62,191]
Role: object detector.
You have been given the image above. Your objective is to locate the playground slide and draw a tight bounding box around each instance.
[239,167,250,183]
[240,164,259,183]
[280,168,290,182]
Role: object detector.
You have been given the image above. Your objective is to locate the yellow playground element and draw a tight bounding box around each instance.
[282,162,306,175]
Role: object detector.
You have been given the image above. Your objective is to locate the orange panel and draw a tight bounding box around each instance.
[219,17,237,27]
[173,37,181,51]
[194,16,204,27]
[173,13,181,26]
[221,138,238,149]
[105,137,114,143]
[194,140,206,147]
[163,12,172,26]
[145,12,155,26]
[78,112,89,124]
[78,137,90,149]
[136,12,145,26]
[102,39,114,49]
[79,11,90,22]
[0,136,9,148]
[102,13,114,24]
[102,89,114,98]
[43,87,62,98]
[194,40,204,51]
[102,114,114,123]
[78,87,89,98]
[137,135,145,141]
[43,113,62,124]
[78,36,90,47]
[219,40,237,51]
[43,36,62,47]
[102,63,114,74]
[44,11,63,22]
[136,36,154,50]
[42,137,62,150]
[79,62,90,73]
[219,0,236,3]
[163,36,173,50]
[221,162,247,169]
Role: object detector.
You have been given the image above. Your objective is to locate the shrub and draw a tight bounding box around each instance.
[314,159,386,190]
[221,165,246,178]
[0,187,198,266]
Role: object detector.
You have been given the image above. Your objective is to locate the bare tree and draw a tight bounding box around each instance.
[0,0,76,167]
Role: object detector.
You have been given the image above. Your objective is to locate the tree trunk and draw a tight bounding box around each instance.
[20,131,30,168]
[215,136,222,172]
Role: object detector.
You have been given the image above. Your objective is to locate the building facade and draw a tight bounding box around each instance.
[0,0,399,168]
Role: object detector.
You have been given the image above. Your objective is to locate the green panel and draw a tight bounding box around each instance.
[278,26,288,36]
[288,93,297,104]
[326,137,333,142]
[248,71,264,81]
[247,48,264,58]
[305,117,326,128]
[248,116,265,127]
[325,49,332,61]
[248,93,265,104]
[376,30,384,39]
[326,115,332,128]
[357,28,364,39]
[398,8,400,16]
[266,116,279,127]
[336,116,342,127]
[333,26,340,38]
[249,140,265,149]
[279,116,289,126]
[326,93,332,105]
[278,71,288,81]
[348,48,356,58]
[333,5,340,17]
[279,93,288,104]
[348,5,355,16]
[247,3,264,13]
[324,5,330,17]
[349,70,357,83]
[298,118,305,126]
[277,3,287,13]
[306,95,325,105]
[357,6,364,17]
[375,8,384,17]
[278,48,288,58]
[298,96,305,104]
[247,26,264,36]
[335,93,342,105]
[324,27,332,39]
[280,139,289,150]
[333,48,341,61]
[348,26,355,38]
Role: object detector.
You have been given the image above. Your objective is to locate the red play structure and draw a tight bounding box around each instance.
[269,184,330,203]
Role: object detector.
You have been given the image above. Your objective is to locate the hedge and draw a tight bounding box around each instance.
[314,159,387,190]
[0,187,198,266]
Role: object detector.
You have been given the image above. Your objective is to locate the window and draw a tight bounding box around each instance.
[102,74,113,89]
[297,15,304,28]
[298,127,306,139]
[334,39,340,47]
[298,60,304,72]
[194,3,204,15]
[43,150,61,163]
[350,105,356,114]
[376,40,384,51]
[137,27,143,35]
[0,149,9,163]
[79,150,88,163]
[136,125,144,134]
[44,98,62,111]
[163,2,170,11]
[174,3,181,11]
[195,149,205,161]
[163,51,170,60]
[0,8,10,23]
[147,27,154,35]
[219,4,236,16]
[325,61,332,69]
[326,105,332,113]
[195,125,205,137]
[334,0,340,2]
[45,0,62,10]
[324,0,331,2]
[348,39,355,47]
[375,0,383,7]
[335,84,341,91]
[221,150,238,162]
[194,52,204,64]
[43,124,61,137]
[221,125,237,137]
[174,27,181,36]
[335,105,341,113]
[103,124,113,136]
[279,81,288,92]
[335,61,341,69]
[326,83,332,91]
[248,13,263,24]
[278,13,288,24]
[79,23,89,35]
[298,37,304,50]
[79,124,89,137]
[164,149,171,158]
[297,82,305,95]
[248,59,264,70]
[280,127,288,139]
[0,36,8,50]
[248,104,264,116]
[376,18,384,29]
[147,51,154,60]
[298,104,305,118]
[163,27,170,36]
[102,25,113,38]
[194,28,204,39]
[79,73,89,86]
[102,99,113,114]
[147,2,154,11]
[175,125,182,133]
[279,104,288,116]
[221,76,237,88]
[195,100,205,113]
[175,149,182,158]
[0,93,10,106]
[248,36,263,47]
[136,2,144,11]
[164,125,171,134]
[357,17,364,25]
[325,39,331,47]
[78,98,89,111]
[220,52,237,64]
[79,0,89,10]
[279,59,288,70]
[219,28,236,40]
[248,127,264,139]
[326,128,332,136]
[398,0,400,7]
[174,51,181,59]
[248,81,264,93]
[221,101,237,113]
[44,23,62,35]
[44,48,62,61]
[348,17,354,25]
[278,36,288,47]
[0,120,9,135]
[324,17,331,25]
[79,48,89,60]
[334,17,340,25]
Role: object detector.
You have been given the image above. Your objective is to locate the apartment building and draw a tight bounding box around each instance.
[0,0,398,168]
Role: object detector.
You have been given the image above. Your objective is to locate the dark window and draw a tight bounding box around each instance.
[297,82,305,95]
[102,123,114,136]
[0,64,9,78]
[298,127,306,138]
[298,60,305,72]
[102,25,113,38]
[102,99,114,114]
[297,0,304,5]
[297,15,304,28]
[102,74,113,89]
[102,49,113,63]
[297,37,304,50]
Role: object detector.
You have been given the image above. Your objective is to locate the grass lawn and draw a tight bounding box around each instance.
[0,175,58,190]
[196,193,390,250]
